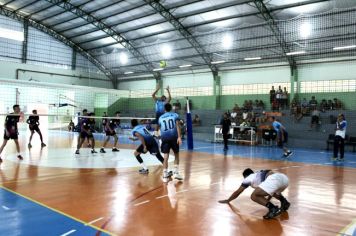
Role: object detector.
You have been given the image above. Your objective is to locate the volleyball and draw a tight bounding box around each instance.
[159,60,167,68]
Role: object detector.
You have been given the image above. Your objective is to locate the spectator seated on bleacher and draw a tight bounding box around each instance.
[173,100,181,111]
[327,99,334,110]
[192,114,201,127]
[320,99,328,112]
[310,108,321,129]
[301,98,310,115]
[290,98,298,115]
[258,100,265,109]
[272,99,279,112]
[334,98,342,110]
[309,96,318,110]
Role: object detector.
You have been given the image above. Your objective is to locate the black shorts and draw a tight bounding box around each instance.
[105,130,116,136]
[161,139,179,154]
[153,112,164,124]
[4,129,18,140]
[29,125,40,132]
[136,139,159,154]
[277,131,288,147]
[80,131,94,139]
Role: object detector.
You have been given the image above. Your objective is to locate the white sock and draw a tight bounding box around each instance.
[141,163,147,169]
[17,152,21,156]
[174,165,179,173]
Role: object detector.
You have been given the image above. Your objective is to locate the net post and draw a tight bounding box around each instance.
[185,97,194,150]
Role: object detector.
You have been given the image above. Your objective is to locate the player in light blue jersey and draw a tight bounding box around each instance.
[130,119,165,174]
[271,116,293,158]
[158,103,183,182]
[152,85,171,135]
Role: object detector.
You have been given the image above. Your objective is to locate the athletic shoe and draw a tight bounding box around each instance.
[112,147,120,152]
[41,143,46,148]
[28,143,32,148]
[100,148,106,153]
[162,172,170,183]
[173,172,183,181]
[284,151,293,158]
[280,201,291,212]
[332,157,338,161]
[17,155,23,160]
[91,149,97,154]
[0,157,3,164]
[139,168,149,174]
[167,170,173,177]
[337,158,344,162]
[75,150,80,155]
[263,206,281,219]
[87,144,91,148]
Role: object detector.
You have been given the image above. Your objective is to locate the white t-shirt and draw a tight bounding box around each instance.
[335,120,347,139]
[241,170,271,189]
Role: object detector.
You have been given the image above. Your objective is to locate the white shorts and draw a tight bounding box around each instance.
[259,173,289,196]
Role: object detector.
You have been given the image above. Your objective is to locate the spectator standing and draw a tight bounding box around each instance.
[333,114,347,161]
[269,86,276,105]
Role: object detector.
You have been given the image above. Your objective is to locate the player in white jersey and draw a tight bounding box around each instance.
[219,168,290,219]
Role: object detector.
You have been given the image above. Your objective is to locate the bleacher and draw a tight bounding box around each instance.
[118,108,356,151]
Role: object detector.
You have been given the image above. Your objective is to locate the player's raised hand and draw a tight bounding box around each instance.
[166,86,170,91]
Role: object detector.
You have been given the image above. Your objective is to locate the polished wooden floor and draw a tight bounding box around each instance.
[0,132,355,236]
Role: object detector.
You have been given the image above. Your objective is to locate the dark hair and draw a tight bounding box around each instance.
[32,110,37,113]
[164,103,172,112]
[271,116,276,120]
[131,119,138,127]
[115,111,120,114]
[83,109,88,113]
[242,168,254,178]
[13,105,19,109]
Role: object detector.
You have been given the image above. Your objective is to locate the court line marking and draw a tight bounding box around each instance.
[2,205,10,210]
[0,186,114,236]
[60,229,76,236]
[85,217,104,226]
[134,200,150,206]
[155,195,168,199]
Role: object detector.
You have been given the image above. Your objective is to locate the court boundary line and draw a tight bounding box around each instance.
[0,186,115,236]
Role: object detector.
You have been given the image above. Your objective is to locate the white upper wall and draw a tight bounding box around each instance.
[118,79,156,90]
[220,66,291,85]
[298,61,356,81]
[0,60,112,89]
[162,73,214,88]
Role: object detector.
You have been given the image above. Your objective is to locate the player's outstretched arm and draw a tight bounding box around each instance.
[218,186,246,204]
[166,86,171,103]
[152,85,160,101]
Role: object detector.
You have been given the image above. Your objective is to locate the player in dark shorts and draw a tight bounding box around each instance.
[100,114,120,153]
[130,119,165,174]
[75,109,97,155]
[27,110,46,148]
[152,85,171,136]
[0,105,23,163]
[158,103,183,182]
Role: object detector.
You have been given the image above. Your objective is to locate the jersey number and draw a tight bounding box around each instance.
[162,119,175,131]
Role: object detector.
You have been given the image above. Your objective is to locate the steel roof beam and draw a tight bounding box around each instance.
[144,0,217,74]
[44,0,160,79]
[0,4,118,88]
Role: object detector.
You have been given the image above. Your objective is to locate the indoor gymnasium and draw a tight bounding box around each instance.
[1,0,356,235]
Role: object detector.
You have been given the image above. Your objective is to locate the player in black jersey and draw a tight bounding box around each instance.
[75,109,97,155]
[0,105,23,163]
[100,114,120,153]
[27,110,46,148]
